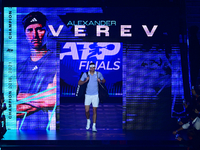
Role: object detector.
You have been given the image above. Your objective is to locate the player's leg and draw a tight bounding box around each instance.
[92,95,99,132]
[85,95,92,130]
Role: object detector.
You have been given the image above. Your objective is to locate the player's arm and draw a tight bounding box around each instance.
[98,78,106,83]
[17,74,57,109]
[27,74,57,108]
[101,79,106,83]
[78,73,89,85]
[172,127,184,135]
[78,78,89,85]
[97,72,106,83]
[172,121,190,135]
[17,81,38,117]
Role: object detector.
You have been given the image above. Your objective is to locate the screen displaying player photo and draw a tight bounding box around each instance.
[3,7,184,130]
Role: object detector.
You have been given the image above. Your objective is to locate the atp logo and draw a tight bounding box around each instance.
[60,42,121,60]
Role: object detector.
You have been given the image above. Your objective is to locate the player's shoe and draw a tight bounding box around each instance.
[92,125,97,132]
[86,119,91,130]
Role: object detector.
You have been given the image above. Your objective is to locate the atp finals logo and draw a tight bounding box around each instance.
[60,42,122,70]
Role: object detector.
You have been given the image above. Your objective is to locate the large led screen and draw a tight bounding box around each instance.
[3,7,184,130]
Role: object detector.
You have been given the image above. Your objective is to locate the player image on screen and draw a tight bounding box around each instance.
[16,12,57,130]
